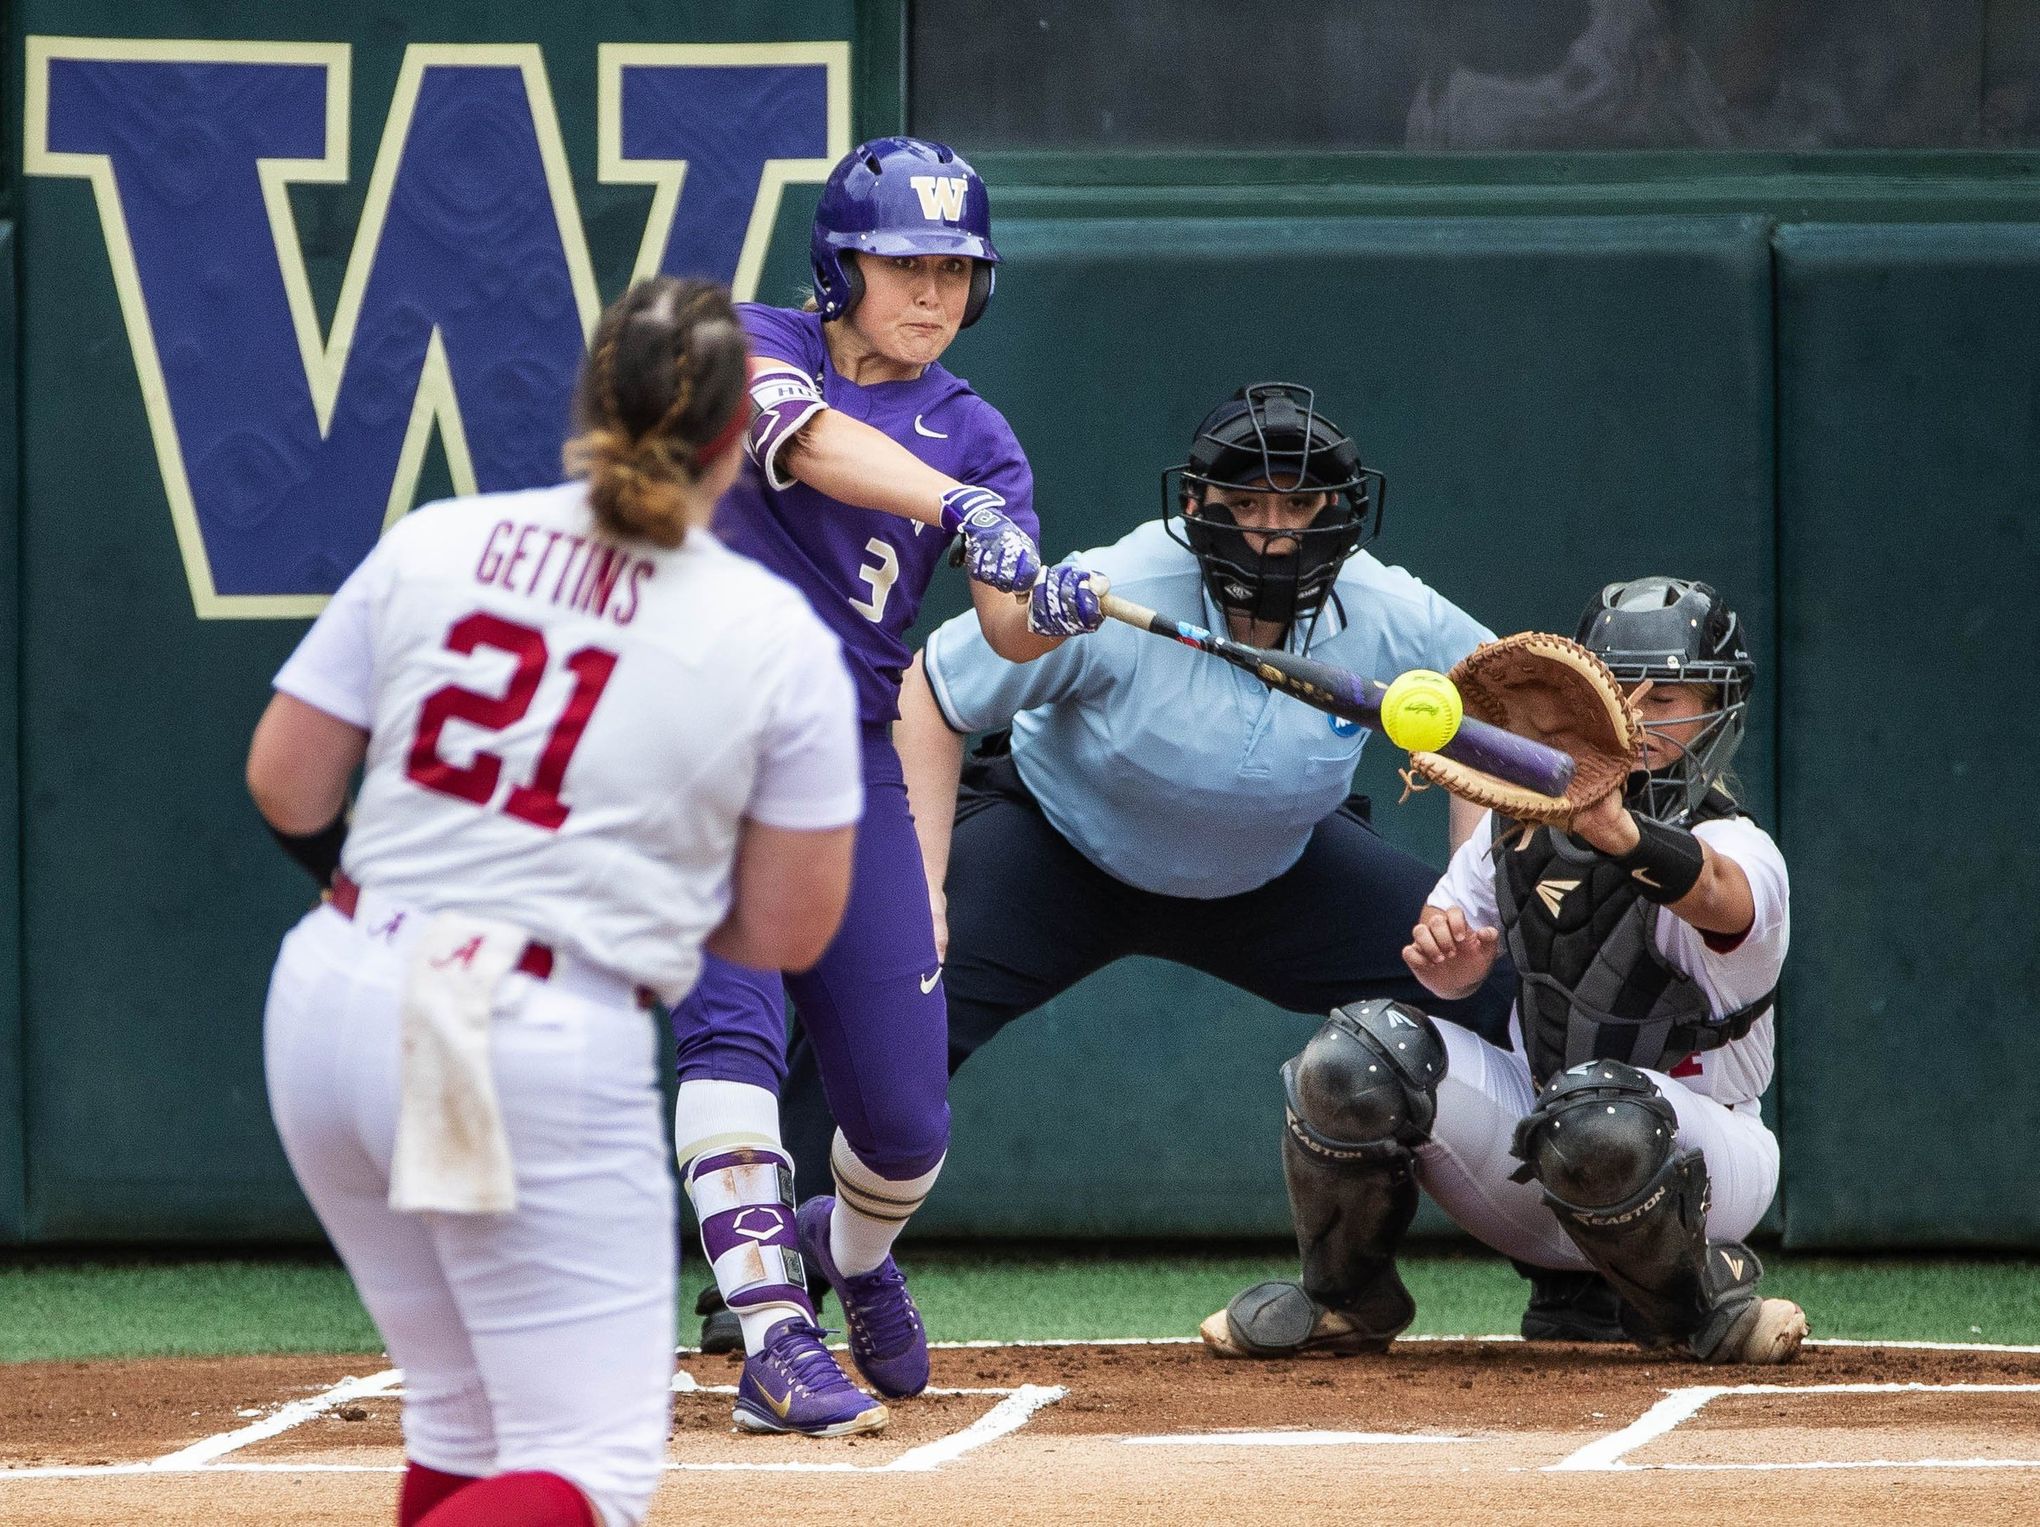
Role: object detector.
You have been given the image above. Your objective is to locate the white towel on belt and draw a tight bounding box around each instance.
[389,911,525,1214]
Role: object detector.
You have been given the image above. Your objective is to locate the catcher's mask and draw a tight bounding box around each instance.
[1576,576,1754,825]
[1161,383,1384,634]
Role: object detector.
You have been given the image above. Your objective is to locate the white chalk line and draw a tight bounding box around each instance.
[0,1369,1064,1483]
[1550,1380,2040,1473]
[150,1369,404,1468]
[886,1384,1067,1473]
[659,1382,1069,1474]
[1547,1386,1730,1472]
[8,1334,2040,1484]
[1124,1430,1471,1448]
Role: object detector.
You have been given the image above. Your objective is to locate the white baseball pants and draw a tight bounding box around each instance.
[1416,1021,1780,1271]
[265,902,675,1527]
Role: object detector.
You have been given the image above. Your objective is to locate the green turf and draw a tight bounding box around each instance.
[3,1247,2036,1363]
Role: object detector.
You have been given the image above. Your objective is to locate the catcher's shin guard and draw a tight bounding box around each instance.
[1213,1001,1444,1358]
[1511,1062,1795,1363]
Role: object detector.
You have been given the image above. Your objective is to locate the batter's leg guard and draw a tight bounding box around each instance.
[1511,1062,1804,1364]
[1202,1000,1444,1359]
[685,1146,815,1354]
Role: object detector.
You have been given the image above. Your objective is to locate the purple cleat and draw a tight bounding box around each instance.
[797,1195,930,1398]
[732,1319,888,1438]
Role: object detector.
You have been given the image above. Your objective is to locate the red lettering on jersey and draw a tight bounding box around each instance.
[549,535,587,603]
[1669,1053,1703,1079]
[406,612,622,833]
[612,559,653,625]
[431,934,486,969]
[524,528,564,596]
[579,545,625,616]
[503,524,539,590]
[475,520,512,583]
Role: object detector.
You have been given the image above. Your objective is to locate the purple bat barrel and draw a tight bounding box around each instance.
[1441,716,1577,796]
[1309,663,1575,796]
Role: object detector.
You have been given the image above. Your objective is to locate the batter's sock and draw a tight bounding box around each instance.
[676,1080,814,1354]
[413,1470,595,1527]
[398,1461,479,1525]
[828,1130,944,1276]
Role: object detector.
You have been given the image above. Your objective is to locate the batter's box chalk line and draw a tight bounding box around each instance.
[1123,1431,1473,1448]
[0,1370,1066,1482]
[1549,1381,2040,1473]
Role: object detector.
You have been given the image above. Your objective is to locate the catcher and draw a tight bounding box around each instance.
[1203,575,1807,1365]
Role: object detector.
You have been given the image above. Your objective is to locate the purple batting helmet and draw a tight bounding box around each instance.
[810,136,1000,327]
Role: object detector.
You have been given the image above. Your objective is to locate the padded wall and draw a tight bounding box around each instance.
[0,224,21,1245]
[1775,224,2040,1248]
[15,2,863,1241]
[918,214,1777,1235]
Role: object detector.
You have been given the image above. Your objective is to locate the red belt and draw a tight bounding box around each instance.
[329,872,654,1007]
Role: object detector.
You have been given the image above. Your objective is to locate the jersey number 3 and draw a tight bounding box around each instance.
[850,537,899,623]
[406,612,618,831]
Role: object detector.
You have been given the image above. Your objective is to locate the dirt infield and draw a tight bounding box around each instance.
[5,1340,2040,1523]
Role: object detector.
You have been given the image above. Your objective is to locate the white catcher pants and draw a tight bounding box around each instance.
[1415,1022,1780,1272]
[265,903,676,1527]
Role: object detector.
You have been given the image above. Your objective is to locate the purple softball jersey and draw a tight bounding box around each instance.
[715,304,1038,724]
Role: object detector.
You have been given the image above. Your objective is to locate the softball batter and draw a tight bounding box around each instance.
[1205,577,1807,1366]
[668,135,1098,1432]
[250,277,862,1525]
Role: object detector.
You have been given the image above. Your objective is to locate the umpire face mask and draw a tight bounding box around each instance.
[1160,382,1384,638]
[1177,486,1356,632]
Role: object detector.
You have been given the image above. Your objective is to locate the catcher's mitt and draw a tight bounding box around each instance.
[1409,633,1644,827]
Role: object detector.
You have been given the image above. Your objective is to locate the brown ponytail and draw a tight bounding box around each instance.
[565,276,749,548]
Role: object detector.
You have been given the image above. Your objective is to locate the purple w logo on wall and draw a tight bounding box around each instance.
[25,40,848,616]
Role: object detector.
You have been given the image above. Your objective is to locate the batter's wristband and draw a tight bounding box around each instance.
[1610,814,1705,904]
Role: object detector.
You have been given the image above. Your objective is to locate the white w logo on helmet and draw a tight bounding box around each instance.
[909,174,967,221]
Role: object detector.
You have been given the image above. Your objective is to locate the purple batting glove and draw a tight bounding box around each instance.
[940,486,1042,593]
[1027,561,1105,637]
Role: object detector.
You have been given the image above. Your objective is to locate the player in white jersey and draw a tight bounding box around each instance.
[1204,577,1808,1366]
[247,277,861,1527]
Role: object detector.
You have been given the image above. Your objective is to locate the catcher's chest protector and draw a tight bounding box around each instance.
[1494,796,1762,1086]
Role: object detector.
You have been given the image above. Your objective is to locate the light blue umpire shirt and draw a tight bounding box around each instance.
[922,519,1496,900]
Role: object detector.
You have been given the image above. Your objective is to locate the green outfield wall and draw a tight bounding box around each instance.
[4,3,2037,1248]
[0,222,21,1246]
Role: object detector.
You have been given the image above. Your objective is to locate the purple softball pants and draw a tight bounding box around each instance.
[671,728,949,1179]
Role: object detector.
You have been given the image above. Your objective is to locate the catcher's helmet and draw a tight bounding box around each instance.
[1160,383,1384,632]
[1576,576,1754,824]
[811,136,999,327]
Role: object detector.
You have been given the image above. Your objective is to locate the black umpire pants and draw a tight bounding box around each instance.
[778,749,1517,1194]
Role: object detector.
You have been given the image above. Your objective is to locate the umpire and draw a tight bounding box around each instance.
[699,383,1617,1347]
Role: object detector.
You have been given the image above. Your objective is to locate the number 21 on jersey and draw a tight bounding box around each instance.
[406,612,617,831]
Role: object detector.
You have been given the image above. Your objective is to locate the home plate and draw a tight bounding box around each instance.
[1123,1431,1471,1447]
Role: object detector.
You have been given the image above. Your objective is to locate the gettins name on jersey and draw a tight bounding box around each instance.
[475,518,657,628]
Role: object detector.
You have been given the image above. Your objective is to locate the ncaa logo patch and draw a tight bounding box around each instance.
[1328,714,1362,737]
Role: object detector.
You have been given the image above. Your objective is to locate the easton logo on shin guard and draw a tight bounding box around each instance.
[1572,1182,1671,1228]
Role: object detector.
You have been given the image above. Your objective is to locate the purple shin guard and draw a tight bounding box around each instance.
[689,1147,813,1327]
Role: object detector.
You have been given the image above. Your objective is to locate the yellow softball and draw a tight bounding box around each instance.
[1380,669,1464,753]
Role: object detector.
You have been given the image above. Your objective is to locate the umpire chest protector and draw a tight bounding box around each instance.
[1494,793,1771,1084]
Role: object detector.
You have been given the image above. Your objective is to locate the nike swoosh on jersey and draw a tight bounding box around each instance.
[913,415,948,438]
[919,969,942,993]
